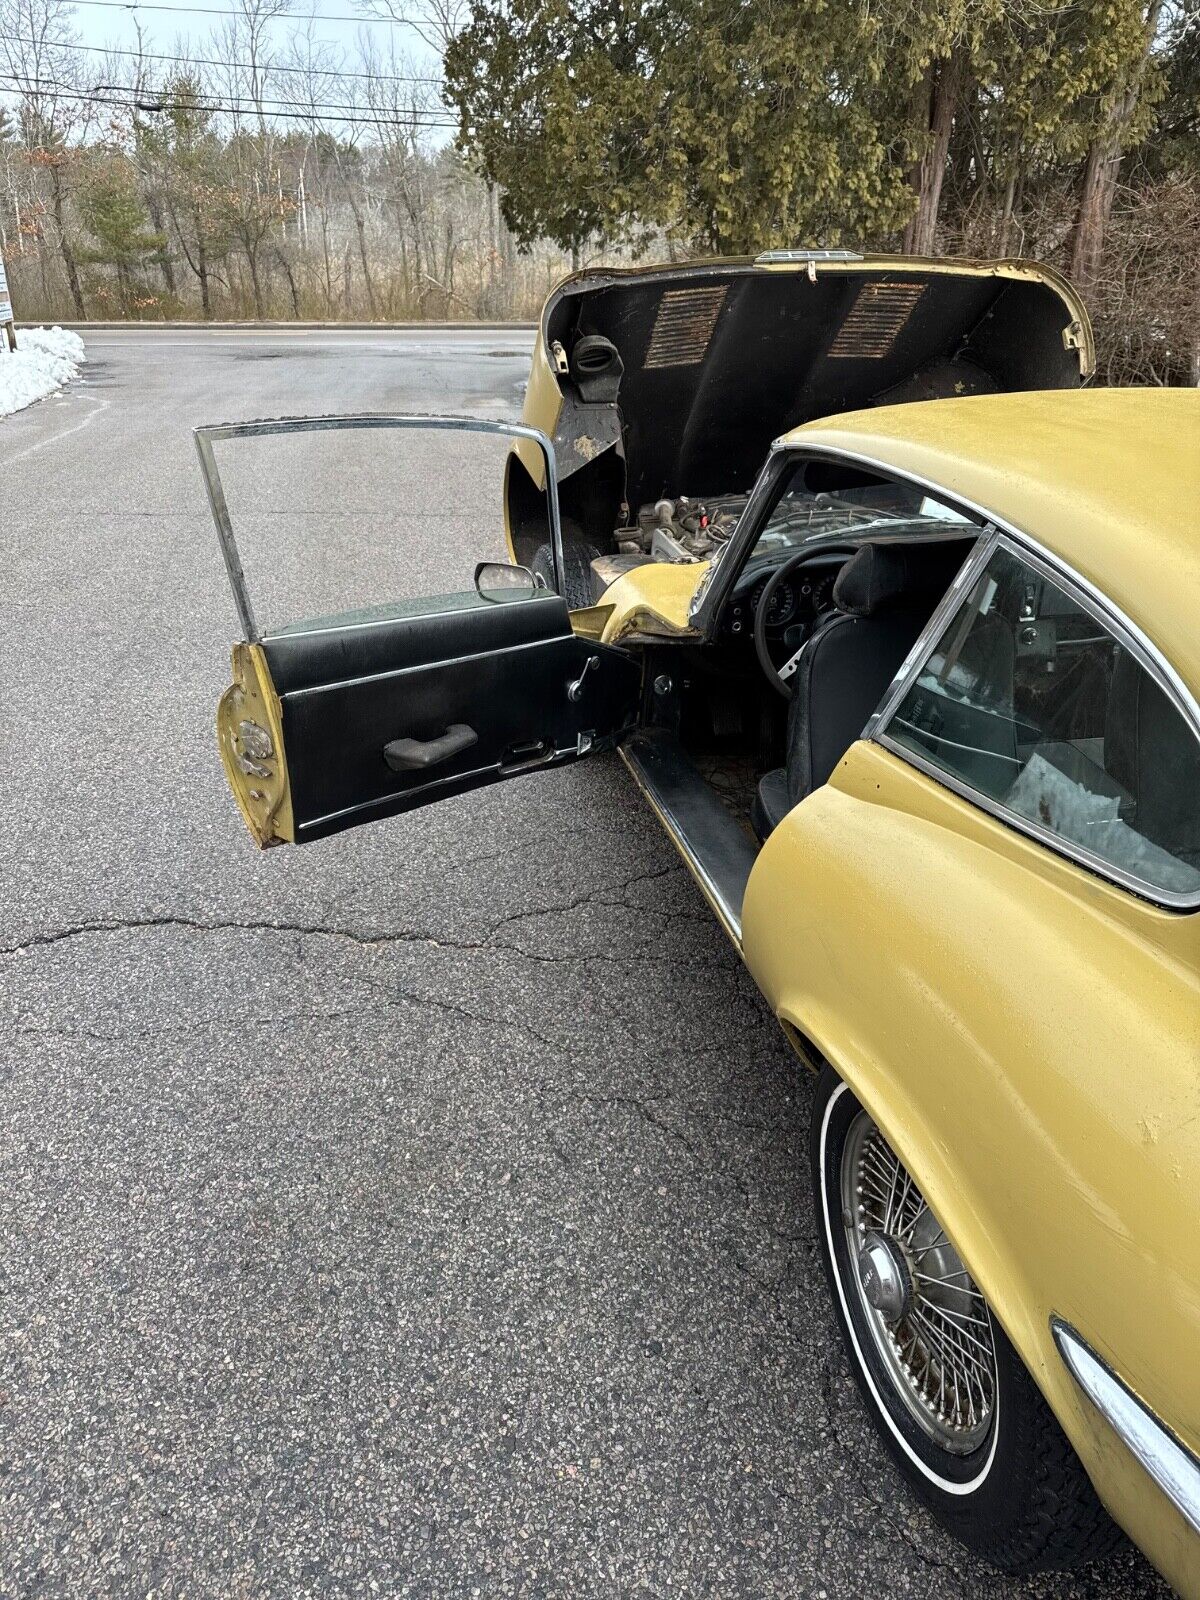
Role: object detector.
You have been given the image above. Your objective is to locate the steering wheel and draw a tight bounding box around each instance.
[753,549,827,700]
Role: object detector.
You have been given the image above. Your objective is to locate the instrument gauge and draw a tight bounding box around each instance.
[749,576,796,628]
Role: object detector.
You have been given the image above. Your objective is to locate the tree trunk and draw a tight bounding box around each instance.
[49,162,85,318]
[349,195,377,318]
[183,205,215,319]
[148,196,177,295]
[246,246,264,318]
[196,227,212,320]
[1069,141,1120,290]
[320,208,333,313]
[997,162,1019,255]
[1068,0,1165,293]
[277,249,301,317]
[902,46,967,256]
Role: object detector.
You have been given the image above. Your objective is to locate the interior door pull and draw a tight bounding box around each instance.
[384,724,478,771]
[568,654,600,702]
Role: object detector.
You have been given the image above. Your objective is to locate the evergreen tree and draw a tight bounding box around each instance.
[78,158,167,316]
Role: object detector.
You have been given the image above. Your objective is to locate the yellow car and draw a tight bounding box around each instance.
[204,255,1200,1596]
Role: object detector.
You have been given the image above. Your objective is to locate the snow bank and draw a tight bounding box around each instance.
[0,326,87,419]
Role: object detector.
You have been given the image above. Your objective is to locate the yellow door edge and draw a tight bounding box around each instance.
[216,642,295,848]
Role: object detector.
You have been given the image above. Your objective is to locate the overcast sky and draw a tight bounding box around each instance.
[22,0,453,143]
[71,0,442,71]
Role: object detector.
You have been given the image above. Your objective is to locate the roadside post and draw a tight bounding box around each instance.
[0,254,16,351]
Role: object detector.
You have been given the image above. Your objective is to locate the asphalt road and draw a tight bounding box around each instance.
[0,328,1170,1599]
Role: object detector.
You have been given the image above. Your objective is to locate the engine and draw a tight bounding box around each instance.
[618,495,748,564]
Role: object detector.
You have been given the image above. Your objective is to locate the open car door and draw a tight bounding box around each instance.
[198,415,642,847]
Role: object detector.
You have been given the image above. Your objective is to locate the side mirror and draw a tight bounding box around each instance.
[474,561,542,603]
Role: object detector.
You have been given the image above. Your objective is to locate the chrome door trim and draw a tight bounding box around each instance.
[1052,1319,1200,1536]
[873,730,1200,910]
[195,413,563,644]
[862,529,999,740]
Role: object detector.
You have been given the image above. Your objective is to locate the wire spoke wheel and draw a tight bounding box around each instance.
[840,1109,998,1454]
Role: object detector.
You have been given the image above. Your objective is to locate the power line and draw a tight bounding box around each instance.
[0,75,460,126]
[88,77,452,116]
[65,0,431,28]
[0,68,457,119]
[7,33,444,84]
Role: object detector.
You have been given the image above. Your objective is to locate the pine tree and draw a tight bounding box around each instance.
[78,159,167,316]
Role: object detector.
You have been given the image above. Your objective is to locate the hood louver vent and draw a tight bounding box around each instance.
[643,284,728,369]
[827,281,926,359]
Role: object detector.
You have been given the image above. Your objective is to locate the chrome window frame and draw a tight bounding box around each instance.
[787,444,1200,913]
[195,413,563,644]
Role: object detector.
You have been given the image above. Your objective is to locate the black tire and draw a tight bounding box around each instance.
[810,1062,1123,1574]
[531,524,601,611]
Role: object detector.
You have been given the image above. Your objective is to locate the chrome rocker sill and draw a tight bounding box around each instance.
[1053,1318,1200,1536]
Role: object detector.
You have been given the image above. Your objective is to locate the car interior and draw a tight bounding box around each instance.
[605,459,980,932]
[620,475,1200,925]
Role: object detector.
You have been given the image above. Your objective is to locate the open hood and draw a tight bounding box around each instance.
[537,254,1092,521]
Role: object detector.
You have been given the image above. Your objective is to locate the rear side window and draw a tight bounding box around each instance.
[882,543,1200,900]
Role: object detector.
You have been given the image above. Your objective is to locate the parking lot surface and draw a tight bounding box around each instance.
[0,328,1169,1597]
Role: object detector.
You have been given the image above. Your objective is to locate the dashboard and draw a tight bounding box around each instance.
[719,551,850,641]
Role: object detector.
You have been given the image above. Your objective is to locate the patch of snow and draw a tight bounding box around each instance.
[0,326,87,419]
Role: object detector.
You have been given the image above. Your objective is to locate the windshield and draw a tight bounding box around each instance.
[748,459,978,564]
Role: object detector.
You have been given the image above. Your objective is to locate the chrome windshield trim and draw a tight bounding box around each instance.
[195,413,563,644]
[689,450,793,635]
[1052,1320,1200,1536]
[689,442,986,639]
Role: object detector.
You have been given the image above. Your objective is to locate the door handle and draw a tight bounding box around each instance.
[383,723,478,771]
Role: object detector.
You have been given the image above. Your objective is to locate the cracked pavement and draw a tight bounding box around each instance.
[0,328,1169,1598]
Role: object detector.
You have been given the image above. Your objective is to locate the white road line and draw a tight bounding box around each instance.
[6,390,109,465]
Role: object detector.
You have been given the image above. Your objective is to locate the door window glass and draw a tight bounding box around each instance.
[883,543,1200,898]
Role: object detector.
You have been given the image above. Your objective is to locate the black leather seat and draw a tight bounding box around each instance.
[751,543,968,842]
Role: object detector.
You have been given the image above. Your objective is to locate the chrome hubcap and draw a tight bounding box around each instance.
[857,1232,912,1322]
[841,1110,998,1454]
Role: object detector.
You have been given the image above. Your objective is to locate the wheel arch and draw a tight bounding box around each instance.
[778,998,1042,1375]
[775,989,1200,1595]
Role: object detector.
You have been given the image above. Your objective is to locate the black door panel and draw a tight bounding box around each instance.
[262,589,572,695]
[265,593,641,839]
